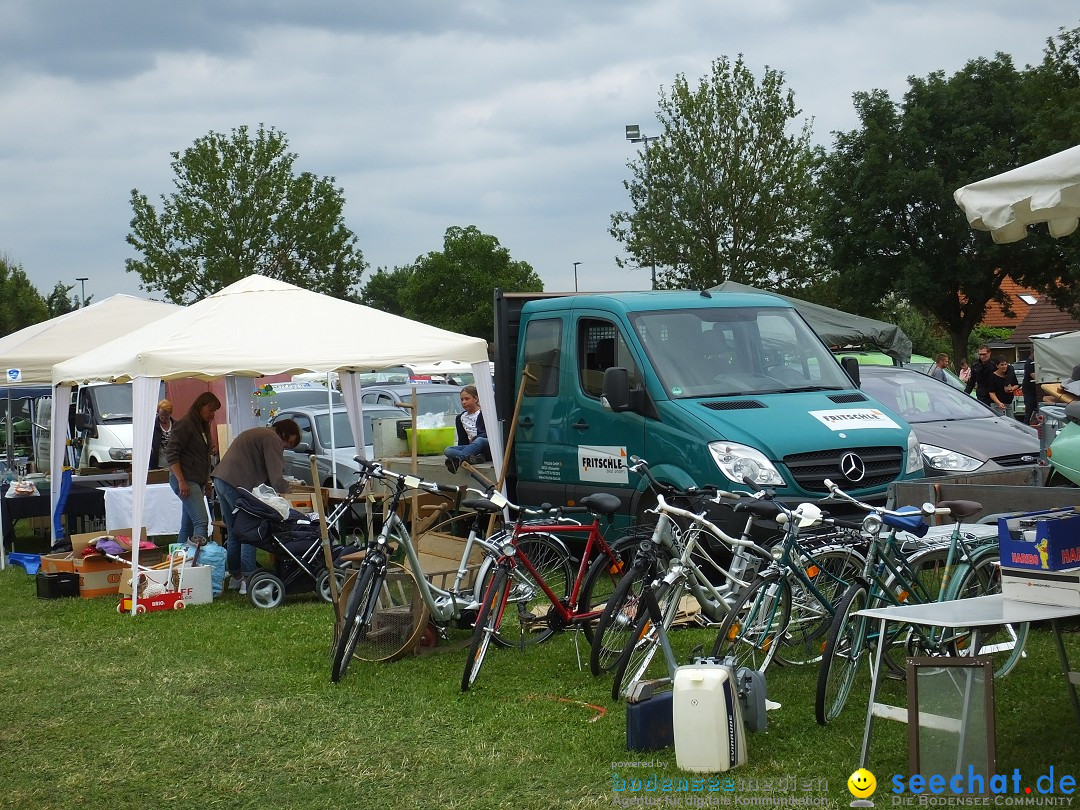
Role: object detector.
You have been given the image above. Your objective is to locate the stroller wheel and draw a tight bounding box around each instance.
[248,571,286,609]
[316,568,348,604]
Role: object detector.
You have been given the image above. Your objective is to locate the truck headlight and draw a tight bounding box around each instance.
[921,443,984,472]
[905,431,923,475]
[708,441,784,487]
[109,448,133,461]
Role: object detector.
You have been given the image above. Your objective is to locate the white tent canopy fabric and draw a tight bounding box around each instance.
[50,275,494,609]
[0,295,181,384]
[953,144,1080,244]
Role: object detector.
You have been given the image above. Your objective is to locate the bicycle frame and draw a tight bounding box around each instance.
[497,507,621,625]
[644,496,773,623]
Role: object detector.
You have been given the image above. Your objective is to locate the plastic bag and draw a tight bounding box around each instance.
[252,483,290,520]
[187,540,226,596]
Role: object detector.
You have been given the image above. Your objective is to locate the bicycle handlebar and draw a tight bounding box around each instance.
[822,478,941,518]
[628,455,740,503]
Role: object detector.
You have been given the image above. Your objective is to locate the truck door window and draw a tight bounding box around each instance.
[522,318,562,397]
[579,320,640,399]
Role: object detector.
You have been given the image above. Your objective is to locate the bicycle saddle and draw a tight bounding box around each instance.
[579,493,621,517]
[462,497,503,514]
[936,500,982,520]
[733,499,782,521]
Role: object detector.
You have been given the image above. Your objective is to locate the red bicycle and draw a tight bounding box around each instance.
[460,487,644,692]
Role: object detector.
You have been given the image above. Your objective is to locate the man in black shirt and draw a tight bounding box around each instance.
[964,345,995,406]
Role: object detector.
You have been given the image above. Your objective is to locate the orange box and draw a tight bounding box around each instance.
[40,552,76,574]
[69,528,159,598]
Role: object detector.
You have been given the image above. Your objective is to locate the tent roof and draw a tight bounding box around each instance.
[709,280,912,363]
[953,144,1080,243]
[53,275,490,384]
[0,295,181,384]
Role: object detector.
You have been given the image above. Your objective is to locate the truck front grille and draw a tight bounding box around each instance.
[783,446,904,493]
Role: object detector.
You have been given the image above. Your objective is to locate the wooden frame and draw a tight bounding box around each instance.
[907,656,996,779]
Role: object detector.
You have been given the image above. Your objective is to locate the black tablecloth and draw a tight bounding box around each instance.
[1,482,106,547]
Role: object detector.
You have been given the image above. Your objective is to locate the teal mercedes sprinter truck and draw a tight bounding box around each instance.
[493,289,923,526]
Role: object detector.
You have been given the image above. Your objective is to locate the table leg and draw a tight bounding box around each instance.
[1049,618,1080,724]
[860,616,889,768]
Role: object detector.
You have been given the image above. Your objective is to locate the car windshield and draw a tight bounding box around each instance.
[311,408,408,449]
[859,370,992,423]
[414,392,464,415]
[631,306,854,398]
[313,410,356,448]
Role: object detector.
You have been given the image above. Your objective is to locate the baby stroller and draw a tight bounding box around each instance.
[231,488,355,609]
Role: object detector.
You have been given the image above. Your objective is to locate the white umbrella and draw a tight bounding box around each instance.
[953,144,1080,243]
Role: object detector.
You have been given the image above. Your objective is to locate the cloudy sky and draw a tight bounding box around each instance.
[1,1,1077,304]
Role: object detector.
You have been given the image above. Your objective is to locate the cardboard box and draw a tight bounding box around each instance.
[40,552,76,574]
[146,468,170,485]
[70,528,160,598]
[117,562,212,606]
[1001,566,1080,608]
[998,509,1080,571]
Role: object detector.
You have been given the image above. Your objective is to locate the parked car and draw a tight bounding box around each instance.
[358,383,465,419]
[270,404,409,487]
[833,350,967,391]
[258,381,342,424]
[857,365,1040,475]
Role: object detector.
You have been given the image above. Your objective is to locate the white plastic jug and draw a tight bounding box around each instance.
[673,664,747,772]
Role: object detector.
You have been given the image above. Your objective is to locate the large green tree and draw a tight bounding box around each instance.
[127,124,366,304]
[817,47,1079,365]
[610,55,823,291]
[45,282,81,317]
[0,256,48,337]
[364,226,542,345]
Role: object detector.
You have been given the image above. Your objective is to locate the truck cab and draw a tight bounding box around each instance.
[496,290,923,525]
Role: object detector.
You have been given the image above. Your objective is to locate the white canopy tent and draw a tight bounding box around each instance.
[51,275,494,608]
[0,295,181,385]
[954,147,1080,383]
[953,144,1080,243]
[0,296,181,570]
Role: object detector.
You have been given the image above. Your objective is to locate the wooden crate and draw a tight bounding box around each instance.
[415,529,485,591]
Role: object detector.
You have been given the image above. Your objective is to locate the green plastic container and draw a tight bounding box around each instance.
[404,427,456,456]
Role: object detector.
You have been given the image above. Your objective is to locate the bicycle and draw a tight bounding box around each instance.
[814,479,1030,725]
[710,497,866,671]
[460,486,642,692]
[330,459,506,683]
[595,458,778,701]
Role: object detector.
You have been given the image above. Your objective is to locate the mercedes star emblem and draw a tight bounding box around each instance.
[840,452,866,483]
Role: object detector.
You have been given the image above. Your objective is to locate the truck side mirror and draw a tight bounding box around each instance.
[293,442,311,454]
[602,367,631,411]
[840,356,861,388]
[74,413,97,437]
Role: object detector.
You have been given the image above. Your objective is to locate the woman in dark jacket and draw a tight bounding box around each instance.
[165,392,221,545]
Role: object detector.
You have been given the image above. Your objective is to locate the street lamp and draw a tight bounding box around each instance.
[75,277,89,308]
[573,261,581,292]
[625,125,657,290]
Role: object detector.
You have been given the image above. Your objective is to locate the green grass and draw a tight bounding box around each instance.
[2,562,1078,810]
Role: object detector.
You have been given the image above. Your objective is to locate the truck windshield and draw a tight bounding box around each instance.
[630,307,855,398]
[91,384,135,421]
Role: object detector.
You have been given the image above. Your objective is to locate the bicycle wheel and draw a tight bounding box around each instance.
[946,553,1029,677]
[481,533,572,649]
[576,530,650,645]
[815,583,869,726]
[588,562,653,676]
[352,562,428,664]
[610,580,683,701]
[330,564,378,683]
[880,545,951,676]
[461,565,510,692]
[711,571,791,672]
[777,546,863,666]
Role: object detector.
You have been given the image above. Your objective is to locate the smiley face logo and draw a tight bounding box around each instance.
[848,768,877,799]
